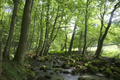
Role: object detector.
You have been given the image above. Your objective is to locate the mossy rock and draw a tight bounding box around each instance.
[76,65,82,69]
[71,69,80,75]
[40,65,47,71]
[55,69,61,73]
[44,57,50,61]
[60,57,68,61]
[111,73,120,80]
[69,62,75,67]
[61,62,70,69]
[80,68,86,73]
[99,67,105,72]
[37,76,47,80]
[44,75,52,79]
[26,68,35,77]
[103,68,112,76]
[110,67,120,73]
[62,71,70,74]
[52,65,61,68]
[49,72,54,75]
[87,65,99,74]
[78,76,86,80]
[53,60,57,64]
[92,60,108,67]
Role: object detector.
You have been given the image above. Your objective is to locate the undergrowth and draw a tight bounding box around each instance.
[1,58,34,80]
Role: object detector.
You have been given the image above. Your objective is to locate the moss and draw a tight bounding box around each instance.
[99,67,105,72]
[40,65,47,71]
[87,64,99,74]
[55,69,60,73]
[26,68,35,77]
[1,61,27,80]
[61,62,70,69]
[60,57,67,61]
[110,67,120,73]
[37,76,47,80]
[103,68,112,76]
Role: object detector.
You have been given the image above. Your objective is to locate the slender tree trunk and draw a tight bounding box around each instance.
[61,44,65,51]
[13,0,34,63]
[65,24,67,54]
[3,0,19,60]
[78,31,83,53]
[95,2,120,58]
[41,3,49,56]
[0,42,2,77]
[68,24,77,54]
[82,0,89,55]
[29,9,37,50]
[0,10,5,42]
[36,9,43,56]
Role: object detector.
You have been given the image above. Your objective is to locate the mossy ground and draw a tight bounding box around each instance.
[1,52,35,80]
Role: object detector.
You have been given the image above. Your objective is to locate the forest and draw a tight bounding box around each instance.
[0,0,120,80]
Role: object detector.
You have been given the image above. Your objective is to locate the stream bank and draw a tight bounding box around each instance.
[26,53,120,80]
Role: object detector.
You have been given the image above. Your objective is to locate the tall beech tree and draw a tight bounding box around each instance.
[95,1,120,58]
[68,23,77,54]
[3,0,19,60]
[13,0,34,63]
[82,0,91,55]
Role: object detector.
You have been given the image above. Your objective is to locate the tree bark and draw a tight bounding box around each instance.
[0,42,2,77]
[65,24,67,54]
[95,1,120,58]
[78,31,83,53]
[13,0,34,63]
[68,24,77,54]
[29,8,37,50]
[41,3,49,56]
[36,6,44,56]
[3,0,19,60]
[82,0,89,55]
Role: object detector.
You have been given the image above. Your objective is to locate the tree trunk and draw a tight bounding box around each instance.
[95,1,120,58]
[36,10,43,56]
[41,3,49,56]
[65,25,67,54]
[13,0,34,63]
[82,0,89,55]
[3,0,19,60]
[0,42,2,77]
[78,31,83,53]
[29,8,37,50]
[68,24,77,54]
[0,9,5,42]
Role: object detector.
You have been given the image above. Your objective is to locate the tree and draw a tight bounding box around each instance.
[3,0,19,60]
[82,0,91,55]
[95,1,120,58]
[13,0,34,63]
[68,23,77,54]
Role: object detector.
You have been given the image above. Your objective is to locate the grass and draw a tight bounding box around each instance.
[87,45,120,58]
[1,60,27,80]
[1,52,35,80]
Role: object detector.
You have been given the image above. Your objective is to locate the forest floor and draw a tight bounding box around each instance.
[26,51,120,80]
[1,51,120,80]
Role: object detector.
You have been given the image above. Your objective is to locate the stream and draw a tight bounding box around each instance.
[30,56,115,80]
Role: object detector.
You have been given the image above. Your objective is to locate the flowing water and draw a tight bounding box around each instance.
[32,57,115,80]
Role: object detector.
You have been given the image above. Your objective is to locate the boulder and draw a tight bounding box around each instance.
[62,71,70,74]
[44,75,52,79]
[37,76,47,80]
[103,68,112,76]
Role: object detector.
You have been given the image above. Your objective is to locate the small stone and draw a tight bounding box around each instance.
[62,71,70,74]
[49,72,54,75]
[37,76,47,80]
[78,76,86,80]
[44,75,52,79]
